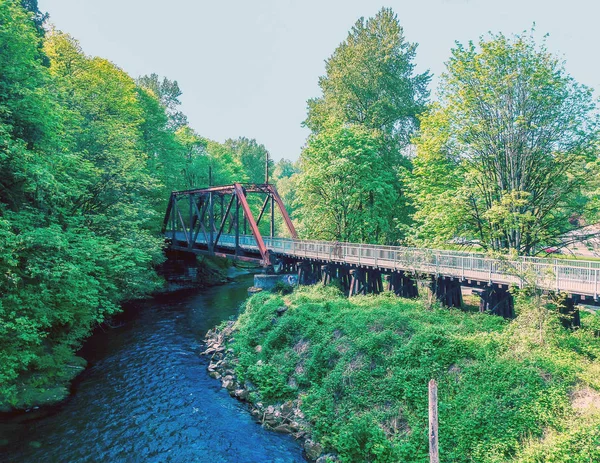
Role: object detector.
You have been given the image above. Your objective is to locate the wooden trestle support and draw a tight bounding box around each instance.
[478,285,514,318]
[549,292,581,328]
[431,276,463,308]
[384,271,419,298]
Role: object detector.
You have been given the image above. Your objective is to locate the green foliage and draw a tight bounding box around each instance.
[230,286,600,462]
[224,137,272,184]
[296,123,397,242]
[407,31,599,254]
[137,73,187,129]
[0,1,278,410]
[305,7,430,147]
[297,8,428,244]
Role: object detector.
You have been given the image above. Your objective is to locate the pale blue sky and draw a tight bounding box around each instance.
[39,0,599,161]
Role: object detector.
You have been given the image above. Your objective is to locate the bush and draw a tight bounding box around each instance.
[229,285,600,462]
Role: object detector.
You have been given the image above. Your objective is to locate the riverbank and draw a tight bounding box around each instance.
[0,255,238,414]
[204,285,600,462]
[1,275,305,462]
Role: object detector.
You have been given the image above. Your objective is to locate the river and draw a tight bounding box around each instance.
[0,274,305,462]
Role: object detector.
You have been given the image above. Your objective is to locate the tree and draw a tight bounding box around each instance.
[407,32,599,254]
[137,73,188,130]
[296,123,396,242]
[298,8,428,243]
[20,0,48,36]
[224,137,272,184]
[305,7,430,151]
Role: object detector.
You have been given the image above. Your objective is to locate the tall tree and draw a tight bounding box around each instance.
[304,7,430,150]
[298,8,428,243]
[407,32,599,254]
[20,0,48,36]
[137,73,188,130]
[296,123,396,242]
[224,137,272,184]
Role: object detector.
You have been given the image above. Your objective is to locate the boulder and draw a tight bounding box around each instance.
[304,440,323,461]
[234,389,249,400]
[276,306,288,316]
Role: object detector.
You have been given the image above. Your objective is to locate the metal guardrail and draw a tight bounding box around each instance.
[170,232,600,299]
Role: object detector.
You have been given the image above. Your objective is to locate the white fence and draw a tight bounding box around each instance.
[173,232,600,298]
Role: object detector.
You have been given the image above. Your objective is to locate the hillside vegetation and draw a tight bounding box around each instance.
[0,1,290,411]
[227,286,600,462]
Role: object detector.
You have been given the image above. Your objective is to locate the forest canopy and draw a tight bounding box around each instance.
[0,0,280,410]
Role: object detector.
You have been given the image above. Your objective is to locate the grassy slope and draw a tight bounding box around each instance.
[229,286,600,462]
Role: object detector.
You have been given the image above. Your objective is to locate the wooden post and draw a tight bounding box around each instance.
[429,379,439,463]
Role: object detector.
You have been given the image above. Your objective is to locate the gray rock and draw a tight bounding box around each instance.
[304,440,323,461]
[272,424,293,434]
[276,306,288,316]
[234,389,249,400]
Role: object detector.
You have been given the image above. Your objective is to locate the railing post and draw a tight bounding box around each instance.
[595,268,598,301]
[555,260,559,292]
[235,194,240,256]
[188,194,192,248]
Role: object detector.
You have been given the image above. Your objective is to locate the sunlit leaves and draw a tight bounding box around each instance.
[408,32,599,254]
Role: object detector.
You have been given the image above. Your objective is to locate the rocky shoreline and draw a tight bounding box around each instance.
[202,320,338,463]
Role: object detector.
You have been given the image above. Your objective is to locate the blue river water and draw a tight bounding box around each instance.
[0,275,305,463]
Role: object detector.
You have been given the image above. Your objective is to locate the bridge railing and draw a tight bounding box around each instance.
[265,237,600,298]
[180,232,599,298]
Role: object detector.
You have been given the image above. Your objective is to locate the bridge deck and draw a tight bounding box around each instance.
[168,232,600,299]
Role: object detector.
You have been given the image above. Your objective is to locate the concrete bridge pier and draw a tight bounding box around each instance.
[431,276,463,308]
[385,271,418,298]
[478,285,514,318]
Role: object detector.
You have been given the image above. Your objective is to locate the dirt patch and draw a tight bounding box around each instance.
[571,386,600,416]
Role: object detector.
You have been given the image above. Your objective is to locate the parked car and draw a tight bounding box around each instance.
[543,246,559,254]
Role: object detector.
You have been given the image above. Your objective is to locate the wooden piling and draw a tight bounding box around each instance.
[429,379,439,463]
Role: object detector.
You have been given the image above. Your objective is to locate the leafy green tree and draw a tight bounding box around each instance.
[20,0,48,36]
[0,10,166,410]
[407,32,599,254]
[224,137,272,184]
[305,7,430,150]
[137,73,188,129]
[296,123,396,242]
[298,8,427,243]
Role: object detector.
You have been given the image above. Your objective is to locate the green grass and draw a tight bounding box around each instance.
[228,286,600,463]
